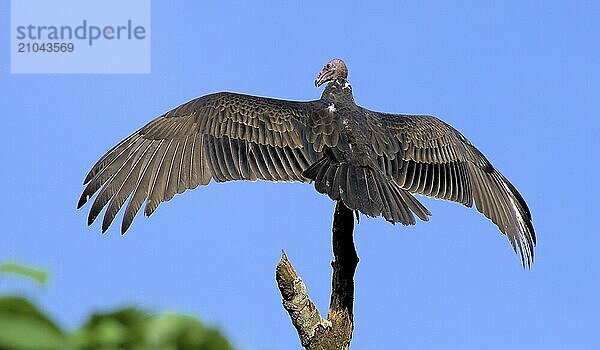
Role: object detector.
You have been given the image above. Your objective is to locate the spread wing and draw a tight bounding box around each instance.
[78,92,330,233]
[366,110,536,266]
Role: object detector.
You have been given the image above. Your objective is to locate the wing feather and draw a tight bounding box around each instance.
[145,139,178,216]
[122,140,166,233]
[102,141,158,232]
[87,140,149,225]
[80,92,323,232]
[369,111,535,266]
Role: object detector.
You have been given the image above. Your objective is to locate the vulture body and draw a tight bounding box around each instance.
[78,59,536,266]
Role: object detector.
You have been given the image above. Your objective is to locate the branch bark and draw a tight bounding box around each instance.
[276,201,358,350]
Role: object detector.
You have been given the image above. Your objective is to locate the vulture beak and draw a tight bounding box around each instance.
[315,67,334,87]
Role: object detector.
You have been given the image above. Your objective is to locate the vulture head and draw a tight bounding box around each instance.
[315,59,348,87]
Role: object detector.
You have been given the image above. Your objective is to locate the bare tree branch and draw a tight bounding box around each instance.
[276,201,358,349]
[276,251,332,347]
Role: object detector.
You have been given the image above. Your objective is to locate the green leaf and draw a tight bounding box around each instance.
[145,313,234,350]
[0,297,65,350]
[72,308,234,350]
[0,263,48,285]
[72,308,147,349]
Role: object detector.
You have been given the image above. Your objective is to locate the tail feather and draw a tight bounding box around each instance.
[397,187,432,221]
[338,164,355,211]
[303,157,430,225]
[376,178,400,222]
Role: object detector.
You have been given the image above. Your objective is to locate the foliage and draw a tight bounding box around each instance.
[0,297,64,350]
[73,307,234,350]
[0,296,235,350]
[0,263,235,350]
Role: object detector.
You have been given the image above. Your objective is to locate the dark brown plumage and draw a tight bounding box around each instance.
[79,59,536,266]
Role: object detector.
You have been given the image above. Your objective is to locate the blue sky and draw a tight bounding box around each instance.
[2,1,599,349]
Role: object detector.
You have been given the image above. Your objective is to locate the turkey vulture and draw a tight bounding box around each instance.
[78,59,535,266]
